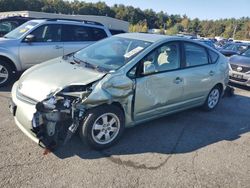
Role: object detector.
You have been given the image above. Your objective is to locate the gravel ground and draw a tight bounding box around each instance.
[0,84,250,188]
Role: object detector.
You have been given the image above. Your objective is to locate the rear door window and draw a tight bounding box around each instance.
[184,43,209,67]
[62,25,107,42]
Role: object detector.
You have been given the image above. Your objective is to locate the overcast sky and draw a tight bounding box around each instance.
[78,0,250,20]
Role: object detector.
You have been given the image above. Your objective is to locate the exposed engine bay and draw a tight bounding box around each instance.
[31,84,92,150]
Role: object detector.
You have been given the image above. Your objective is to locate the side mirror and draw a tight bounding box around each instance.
[143,61,156,75]
[24,34,35,43]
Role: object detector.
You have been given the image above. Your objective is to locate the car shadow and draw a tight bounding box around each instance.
[229,82,250,91]
[0,85,12,92]
[53,93,250,160]
[0,73,22,92]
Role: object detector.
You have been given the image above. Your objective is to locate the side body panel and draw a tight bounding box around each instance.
[133,71,184,120]
[19,42,64,69]
[180,64,218,105]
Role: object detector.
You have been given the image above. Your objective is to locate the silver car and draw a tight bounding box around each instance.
[0,19,111,86]
[10,33,229,150]
[229,48,250,87]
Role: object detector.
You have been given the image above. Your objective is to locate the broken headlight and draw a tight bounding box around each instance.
[36,95,77,113]
[42,96,57,110]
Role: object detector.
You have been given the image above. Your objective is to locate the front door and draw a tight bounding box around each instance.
[19,24,63,69]
[133,42,184,121]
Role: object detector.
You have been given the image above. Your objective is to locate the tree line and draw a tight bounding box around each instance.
[0,0,249,40]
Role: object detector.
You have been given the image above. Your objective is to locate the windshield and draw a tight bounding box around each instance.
[223,44,238,51]
[74,36,152,71]
[223,43,248,53]
[241,48,250,57]
[0,21,18,35]
[4,21,39,39]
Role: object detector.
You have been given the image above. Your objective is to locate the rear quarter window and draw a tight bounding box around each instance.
[208,50,219,64]
[91,28,107,40]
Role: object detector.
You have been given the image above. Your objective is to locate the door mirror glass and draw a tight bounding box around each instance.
[143,61,156,75]
[24,34,35,43]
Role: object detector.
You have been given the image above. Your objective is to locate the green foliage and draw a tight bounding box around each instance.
[0,0,249,39]
[165,23,184,35]
[129,22,148,32]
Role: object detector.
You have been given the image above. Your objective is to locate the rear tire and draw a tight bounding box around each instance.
[0,60,14,87]
[203,86,221,111]
[80,105,125,150]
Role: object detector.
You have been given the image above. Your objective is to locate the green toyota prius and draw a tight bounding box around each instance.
[10,33,229,150]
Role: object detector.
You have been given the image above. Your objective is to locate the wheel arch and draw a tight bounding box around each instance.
[85,102,126,121]
[91,102,125,116]
[0,55,18,73]
[213,83,224,94]
[110,102,125,117]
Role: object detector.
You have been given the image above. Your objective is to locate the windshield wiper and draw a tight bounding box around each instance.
[72,56,108,73]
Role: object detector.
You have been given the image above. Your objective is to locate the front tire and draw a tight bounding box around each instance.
[203,86,221,111]
[0,60,14,87]
[80,105,125,150]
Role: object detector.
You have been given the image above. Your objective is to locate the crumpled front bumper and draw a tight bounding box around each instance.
[11,81,85,150]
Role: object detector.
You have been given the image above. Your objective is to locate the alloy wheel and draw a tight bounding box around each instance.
[208,88,220,109]
[91,113,120,145]
[0,64,9,85]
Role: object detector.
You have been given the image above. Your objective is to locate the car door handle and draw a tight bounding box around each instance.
[54,45,63,49]
[174,77,183,84]
[209,71,215,76]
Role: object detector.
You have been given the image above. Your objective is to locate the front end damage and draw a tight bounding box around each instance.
[32,97,84,150]
[30,73,134,151]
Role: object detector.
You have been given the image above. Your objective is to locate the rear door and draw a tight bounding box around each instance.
[19,24,63,69]
[180,42,217,105]
[132,42,184,121]
[61,24,108,55]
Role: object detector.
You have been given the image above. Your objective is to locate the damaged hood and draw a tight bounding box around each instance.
[18,57,106,101]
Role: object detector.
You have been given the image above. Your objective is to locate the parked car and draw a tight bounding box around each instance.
[219,42,250,57]
[0,18,111,86]
[109,29,126,35]
[0,16,33,37]
[229,48,250,87]
[197,39,217,49]
[10,33,229,150]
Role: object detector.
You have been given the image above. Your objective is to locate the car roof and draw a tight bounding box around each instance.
[229,42,250,46]
[116,33,218,52]
[26,19,106,29]
[116,33,179,43]
[0,16,32,21]
[26,19,46,24]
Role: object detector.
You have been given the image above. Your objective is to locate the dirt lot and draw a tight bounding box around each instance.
[0,84,250,188]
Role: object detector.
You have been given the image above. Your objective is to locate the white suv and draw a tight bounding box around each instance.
[0,19,111,86]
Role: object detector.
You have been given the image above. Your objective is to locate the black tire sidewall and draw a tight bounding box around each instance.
[0,61,14,87]
[80,105,125,150]
[203,86,221,111]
